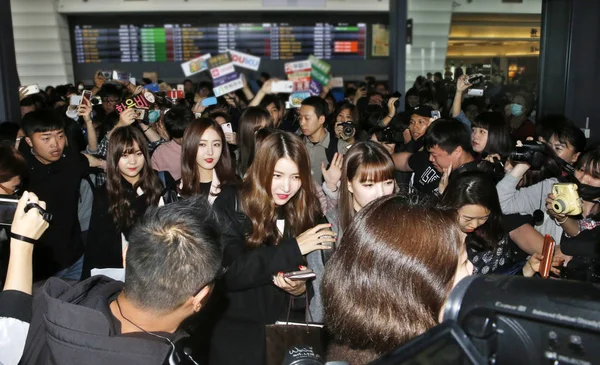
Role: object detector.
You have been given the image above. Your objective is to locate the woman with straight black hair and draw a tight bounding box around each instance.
[471,111,512,158]
[211,131,335,365]
[179,117,235,203]
[441,171,518,274]
[235,106,271,177]
[81,126,172,278]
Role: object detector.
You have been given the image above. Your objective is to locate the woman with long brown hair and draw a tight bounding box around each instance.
[235,106,271,177]
[322,193,473,364]
[210,131,335,365]
[81,126,169,278]
[179,117,235,203]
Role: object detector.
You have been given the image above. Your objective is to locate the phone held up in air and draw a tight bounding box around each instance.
[81,90,92,106]
[221,123,233,134]
[20,84,40,97]
[540,234,556,279]
[283,269,316,281]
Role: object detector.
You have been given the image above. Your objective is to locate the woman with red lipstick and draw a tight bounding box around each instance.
[82,126,171,279]
[210,131,334,365]
[440,171,519,274]
[179,118,235,203]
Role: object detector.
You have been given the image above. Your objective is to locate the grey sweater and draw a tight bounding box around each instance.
[307,208,341,323]
[496,174,563,244]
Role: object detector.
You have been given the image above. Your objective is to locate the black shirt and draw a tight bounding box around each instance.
[408,150,441,195]
[21,146,89,280]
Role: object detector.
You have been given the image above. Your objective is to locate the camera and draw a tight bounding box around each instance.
[466,74,485,86]
[552,183,582,215]
[370,275,600,365]
[341,122,355,138]
[379,127,396,144]
[508,140,550,170]
[90,96,102,106]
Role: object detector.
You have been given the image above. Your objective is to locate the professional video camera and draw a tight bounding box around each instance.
[368,275,600,365]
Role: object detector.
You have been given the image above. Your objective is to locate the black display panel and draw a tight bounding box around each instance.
[73,22,367,63]
[69,13,388,83]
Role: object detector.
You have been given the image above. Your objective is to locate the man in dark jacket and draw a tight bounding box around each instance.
[20,109,103,280]
[20,197,223,365]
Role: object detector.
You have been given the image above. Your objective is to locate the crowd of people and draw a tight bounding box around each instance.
[0,67,598,365]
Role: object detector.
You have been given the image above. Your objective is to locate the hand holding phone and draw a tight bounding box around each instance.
[540,235,556,279]
[221,122,233,134]
[283,269,316,280]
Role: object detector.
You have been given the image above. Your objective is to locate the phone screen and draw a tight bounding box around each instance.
[0,197,19,226]
[81,90,92,106]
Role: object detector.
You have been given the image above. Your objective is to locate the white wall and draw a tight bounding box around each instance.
[452,0,542,14]
[405,0,453,92]
[11,0,74,87]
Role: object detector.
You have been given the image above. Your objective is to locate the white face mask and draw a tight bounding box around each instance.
[78,85,84,91]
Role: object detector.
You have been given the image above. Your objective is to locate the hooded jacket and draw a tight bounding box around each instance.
[20,276,185,365]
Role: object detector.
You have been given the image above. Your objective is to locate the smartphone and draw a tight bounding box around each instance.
[467,89,484,97]
[201,96,218,107]
[112,70,131,82]
[271,80,294,93]
[431,110,441,120]
[540,234,556,279]
[20,84,40,97]
[283,269,316,281]
[100,70,113,80]
[132,108,146,121]
[81,90,92,106]
[221,123,233,134]
[0,196,19,226]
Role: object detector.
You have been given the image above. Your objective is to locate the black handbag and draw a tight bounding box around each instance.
[265,295,325,365]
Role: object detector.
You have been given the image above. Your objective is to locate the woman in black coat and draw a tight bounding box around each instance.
[210,131,334,365]
[82,126,175,278]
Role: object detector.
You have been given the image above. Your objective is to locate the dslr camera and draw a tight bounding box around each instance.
[340,122,355,139]
[551,183,582,216]
[508,140,550,170]
[90,96,102,106]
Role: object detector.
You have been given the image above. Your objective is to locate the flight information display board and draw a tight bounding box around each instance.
[73,22,366,63]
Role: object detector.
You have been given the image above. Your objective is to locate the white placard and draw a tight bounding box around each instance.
[228,49,261,71]
[213,75,245,97]
[330,77,344,88]
[285,60,311,74]
[180,54,211,77]
[210,63,236,79]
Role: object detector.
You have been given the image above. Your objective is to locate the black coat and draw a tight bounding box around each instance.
[209,186,313,365]
[82,173,179,279]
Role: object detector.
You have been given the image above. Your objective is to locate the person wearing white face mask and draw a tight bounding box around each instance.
[508,92,536,141]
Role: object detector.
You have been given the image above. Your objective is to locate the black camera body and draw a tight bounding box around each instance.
[341,122,355,138]
[509,140,551,170]
[370,276,600,365]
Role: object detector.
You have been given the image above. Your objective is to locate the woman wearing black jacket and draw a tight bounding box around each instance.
[210,131,335,365]
[82,126,176,279]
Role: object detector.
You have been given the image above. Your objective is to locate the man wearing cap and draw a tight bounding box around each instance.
[393,106,476,195]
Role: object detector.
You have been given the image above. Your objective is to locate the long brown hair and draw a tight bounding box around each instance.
[240,131,321,248]
[338,141,396,232]
[106,126,163,230]
[323,193,462,361]
[180,118,235,197]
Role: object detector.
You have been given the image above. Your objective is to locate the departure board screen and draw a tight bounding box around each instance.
[73,22,366,63]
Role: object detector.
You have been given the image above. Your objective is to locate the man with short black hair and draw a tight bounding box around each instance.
[547,123,586,165]
[183,79,194,93]
[299,96,349,183]
[393,118,476,195]
[151,105,194,180]
[20,109,103,280]
[20,197,223,365]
